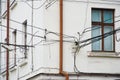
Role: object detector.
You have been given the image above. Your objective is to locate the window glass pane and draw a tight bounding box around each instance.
[104,10,113,23]
[92,10,101,22]
[104,26,113,51]
[92,26,101,51]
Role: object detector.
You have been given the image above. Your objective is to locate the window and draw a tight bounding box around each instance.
[92,8,114,52]
[12,29,17,66]
[9,29,17,68]
[22,20,27,58]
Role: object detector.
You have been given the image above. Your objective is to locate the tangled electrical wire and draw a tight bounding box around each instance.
[73,27,120,73]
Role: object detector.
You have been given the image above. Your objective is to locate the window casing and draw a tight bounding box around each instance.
[22,20,27,58]
[12,29,17,66]
[92,8,115,52]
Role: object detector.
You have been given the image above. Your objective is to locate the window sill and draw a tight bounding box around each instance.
[19,59,28,67]
[88,52,120,58]
[10,1,17,10]
[9,65,17,72]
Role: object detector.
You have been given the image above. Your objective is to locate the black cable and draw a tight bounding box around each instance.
[2,18,77,40]
[1,27,119,73]
[79,19,120,46]
[0,24,76,44]
[0,24,44,39]
[0,42,33,47]
[45,31,77,40]
[79,27,120,48]
[73,27,120,73]
[9,19,45,31]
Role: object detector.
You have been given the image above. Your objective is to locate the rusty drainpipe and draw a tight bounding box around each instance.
[6,0,10,80]
[59,0,69,80]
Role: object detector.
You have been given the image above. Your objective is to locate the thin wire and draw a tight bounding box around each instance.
[0,0,120,3]
[74,51,80,73]
[100,0,120,2]
[79,15,120,38]
[0,18,78,40]
[72,39,81,73]
[64,0,120,5]
[33,39,44,46]
[0,42,33,47]
[45,0,57,9]
[45,31,78,41]
[10,19,45,31]
[28,31,39,44]
[0,57,26,71]
[79,27,120,48]
[18,67,59,79]
[73,27,120,73]
[0,24,76,44]
[33,39,74,47]
[67,18,120,42]
[80,19,120,38]
[0,55,25,67]
[0,0,42,3]
[80,27,120,43]
[80,0,89,39]
[84,0,89,27]
[1,47,20,53]
[3,18,76,39]
[1,0,120,36]
[46,39,74,43]
[0,56,24,60]
[84,15,120,33]
[24,0,47,9]
[0,24,44,39]
[35,42,58,46]
[0,18,45,31]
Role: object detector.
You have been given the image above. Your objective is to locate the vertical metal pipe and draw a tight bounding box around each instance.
[59,0,69,80]
[0,44,1,73]
[59,0,63,73]
[0,0,2,79]
[0,0,1,16]
[6,0,10,79]
[31,0,34,71]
